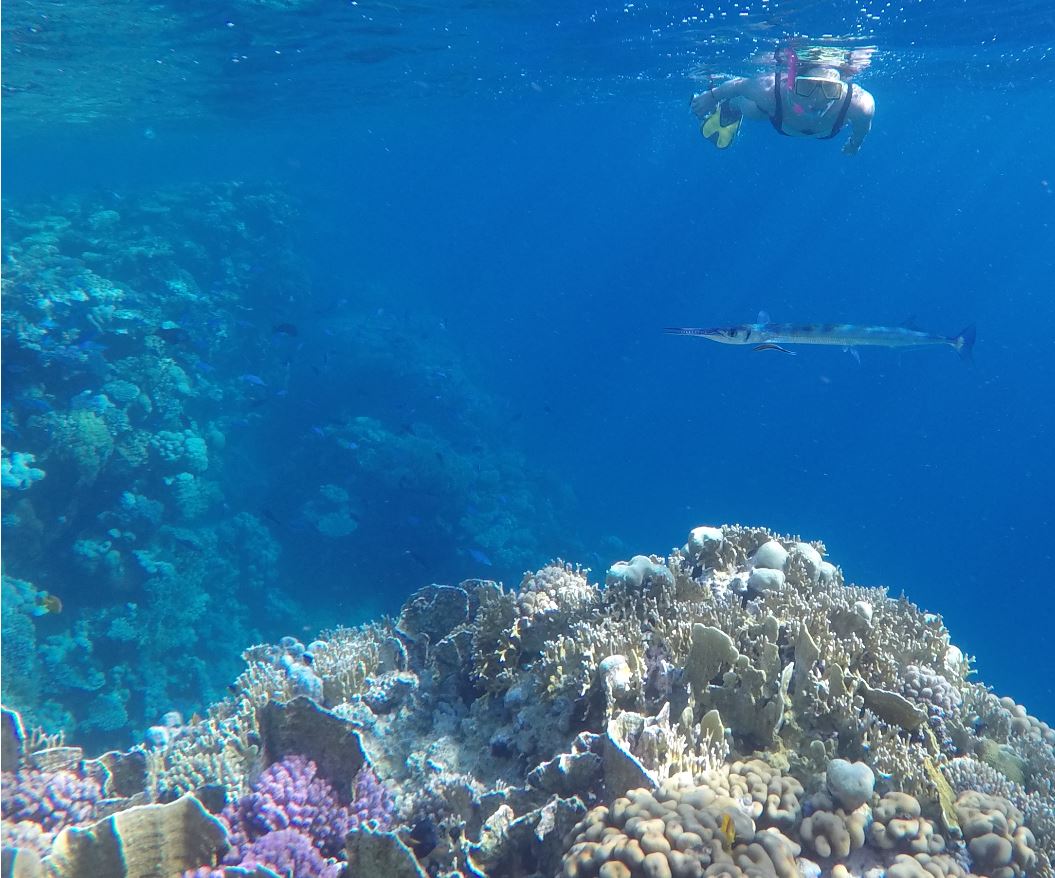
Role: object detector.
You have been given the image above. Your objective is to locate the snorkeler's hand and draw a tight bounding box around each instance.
[690,91,717,119]
[842,139,862,155]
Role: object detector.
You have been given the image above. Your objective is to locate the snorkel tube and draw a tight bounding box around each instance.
[782,46,805,115]
[784,47,798,96]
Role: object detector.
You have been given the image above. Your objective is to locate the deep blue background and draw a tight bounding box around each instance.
[5,80,1054,720]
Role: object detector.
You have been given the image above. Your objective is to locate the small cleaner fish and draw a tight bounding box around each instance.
[664,320,976,360]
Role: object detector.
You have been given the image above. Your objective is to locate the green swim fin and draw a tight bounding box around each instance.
[701,100,742,149]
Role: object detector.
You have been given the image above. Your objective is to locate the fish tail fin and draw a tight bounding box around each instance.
[953,324,976,362]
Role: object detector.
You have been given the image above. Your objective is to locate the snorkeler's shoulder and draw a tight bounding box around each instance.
[850,85,876,117]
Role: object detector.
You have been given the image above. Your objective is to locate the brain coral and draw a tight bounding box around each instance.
[560,773,802,878]
[49,409,114,484]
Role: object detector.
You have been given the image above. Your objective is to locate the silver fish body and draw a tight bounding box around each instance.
[664,322,976,359]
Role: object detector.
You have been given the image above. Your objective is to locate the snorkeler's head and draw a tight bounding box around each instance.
[793,66,846,101]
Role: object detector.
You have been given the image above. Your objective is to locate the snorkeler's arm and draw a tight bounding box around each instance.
[842,88,875,155]
[690,77,754,119]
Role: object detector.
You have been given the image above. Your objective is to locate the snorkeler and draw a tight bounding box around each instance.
[691,64,875,154]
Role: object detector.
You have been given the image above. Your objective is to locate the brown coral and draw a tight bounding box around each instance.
[560,774,807,878]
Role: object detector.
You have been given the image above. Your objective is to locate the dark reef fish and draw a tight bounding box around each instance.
[408,817,439,858]
[665,319,976,360]
[156,323,193,346]
[272,322,299,337]
[13,394,53,413]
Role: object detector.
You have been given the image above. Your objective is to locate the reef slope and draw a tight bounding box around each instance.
[2,524,1052,878]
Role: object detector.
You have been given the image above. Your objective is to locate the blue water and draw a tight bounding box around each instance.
[2,0,1054,750]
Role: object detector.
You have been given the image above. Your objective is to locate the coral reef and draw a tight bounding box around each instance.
[1,183,578,752]
[1,183,297,748]
[4,523,1050,878]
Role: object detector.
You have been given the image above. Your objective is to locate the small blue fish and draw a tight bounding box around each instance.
[15,395,52,413]
[239,374,267,386]
[467,548,493,567]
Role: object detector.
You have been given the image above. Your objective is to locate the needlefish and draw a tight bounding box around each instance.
[664,317,976,360]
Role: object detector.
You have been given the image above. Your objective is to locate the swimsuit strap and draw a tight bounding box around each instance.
[820,82,855,139]
[770,72,789,136]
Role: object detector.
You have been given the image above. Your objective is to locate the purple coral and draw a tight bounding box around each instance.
[902,665,962,716]
[221,754,394,862]
[239,828,343,878]
[185,829,343,878]
[0,818,55,858]
[1,768,102,832]
[223,755,350,856]
[350,764,395,832]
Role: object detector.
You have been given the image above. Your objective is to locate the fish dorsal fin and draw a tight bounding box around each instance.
[757,310,772,325]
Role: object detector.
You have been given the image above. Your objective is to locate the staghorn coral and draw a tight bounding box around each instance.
[310,622,393,706]
[606,705,730,789]
[148,705,260,803]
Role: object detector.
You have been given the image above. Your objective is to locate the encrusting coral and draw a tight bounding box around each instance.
[1,524,1053,878]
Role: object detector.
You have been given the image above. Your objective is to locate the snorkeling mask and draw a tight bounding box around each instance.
[792,68,846,101]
